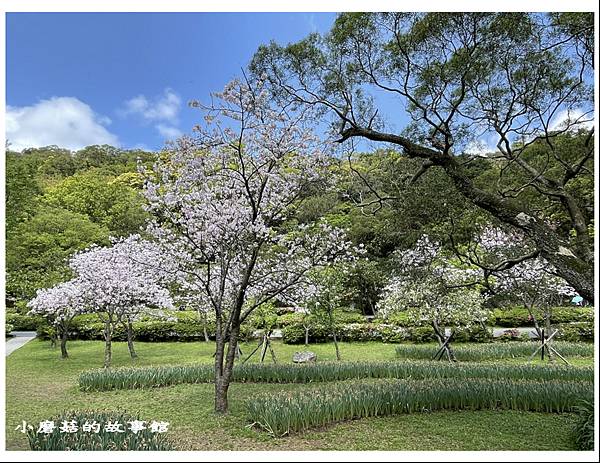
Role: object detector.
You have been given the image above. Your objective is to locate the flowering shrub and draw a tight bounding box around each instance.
[6,323,14,336]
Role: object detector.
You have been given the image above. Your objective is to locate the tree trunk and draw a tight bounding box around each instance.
[103,320,113,369]
[214,316,228,414]
[126,320,137,360]
[214,324,240,414]
[304,325,309,346]
[59,328,69,359]
[329,311,341,361]
[333,330,341,361]
[202,313,210,342]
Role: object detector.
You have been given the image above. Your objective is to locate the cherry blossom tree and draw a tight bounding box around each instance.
[377,236,488,361]
[141,78,358,413]
[27,279,88,359]
[69,236,174,368]
[472,227,578,359]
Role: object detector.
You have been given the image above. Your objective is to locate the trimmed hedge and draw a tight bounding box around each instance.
[36,311,253,343]
[492,306,593,327]
[556,322,594,342]
[276,310,365,328]
[281,322,492,344]
[6,312,45,331]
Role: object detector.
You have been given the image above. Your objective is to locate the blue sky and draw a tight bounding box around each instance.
[6,12,337,151]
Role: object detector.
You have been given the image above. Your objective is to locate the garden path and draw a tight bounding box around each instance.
[5,331,37,356]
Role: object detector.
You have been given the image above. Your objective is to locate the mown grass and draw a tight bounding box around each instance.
[79,360,593,391]
[5,339,594,450]
[395,341,593,361]
[247,378,593,437]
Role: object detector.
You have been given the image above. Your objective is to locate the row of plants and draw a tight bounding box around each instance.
[276,306,594,328]
[78,360,593,392]
[395,341,594,362]
[282,321,594,344]
[31,312,252,343]
[281,322,495,344]
[8,304,593,332]
[25,410,174,450]
[246,378,594,437]
[6,305,594,341]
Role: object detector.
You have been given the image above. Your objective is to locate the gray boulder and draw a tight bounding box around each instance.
[292,351,317,363]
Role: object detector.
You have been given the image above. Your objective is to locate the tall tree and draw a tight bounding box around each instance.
[142,78,357,413]
[251,12,595,302]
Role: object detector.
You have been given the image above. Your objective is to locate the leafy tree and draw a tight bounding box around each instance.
[251,12,595,302]
[44,169,148,236]
[6,206,110,303]
[5,151,43,231]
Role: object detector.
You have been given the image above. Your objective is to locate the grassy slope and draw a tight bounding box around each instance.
[5,339,590,450]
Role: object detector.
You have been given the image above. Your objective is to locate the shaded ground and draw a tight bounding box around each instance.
[5,339,589,451]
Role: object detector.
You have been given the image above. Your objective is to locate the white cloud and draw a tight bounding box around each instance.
[6,97,119,152]
[156,124,182,139]
[119,88,182,140]
[548,108,594,132]
[464,137,497,156]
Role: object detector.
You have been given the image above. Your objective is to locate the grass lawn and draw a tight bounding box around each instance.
[5,339,591,450]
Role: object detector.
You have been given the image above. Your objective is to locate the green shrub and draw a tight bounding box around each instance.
[6,312,45,331]
[556,322,594,342]
[79,360,592,392]
[247,378,593,437]
[453,325,493,343]
[277,310,364,329]
[406,325,437,343]
[492,307,594,327]
[572,400,594,450]
[25,410,174,450]
[276,312,305,327]
[395,341,594,361]
[339,323,386,342]
[283,322,491,344]
[6,323,14,336]
[281,323,329,344]
[36,311,218,342]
